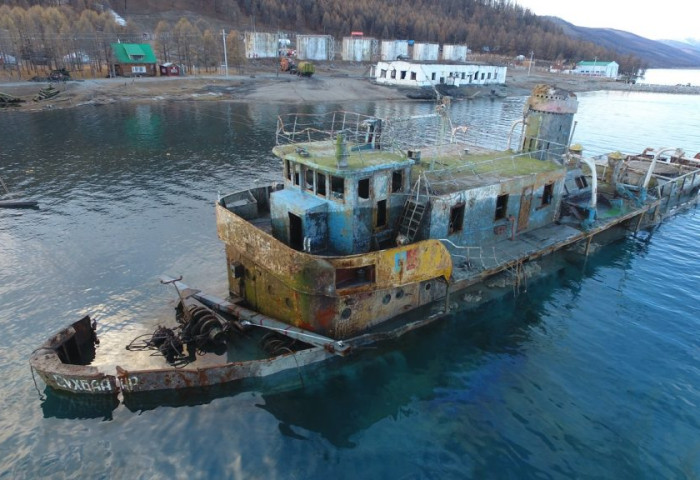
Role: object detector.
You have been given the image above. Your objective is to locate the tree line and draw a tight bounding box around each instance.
[0,0,646,76]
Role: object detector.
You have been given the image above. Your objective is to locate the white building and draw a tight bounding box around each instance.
[373,61,506,87]
[244,32,279,58]
[573,60,619,78]
[412,42,439,61]
[342,37,378,62]
[441,44,469,62]
[296,35,335,61]
[380,40,410,61]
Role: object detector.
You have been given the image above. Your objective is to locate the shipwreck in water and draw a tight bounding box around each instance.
[30,84,700,399]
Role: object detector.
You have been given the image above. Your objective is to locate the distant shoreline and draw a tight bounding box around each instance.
[2,65,699,113]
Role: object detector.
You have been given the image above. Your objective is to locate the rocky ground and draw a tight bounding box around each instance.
[1,62,698,112]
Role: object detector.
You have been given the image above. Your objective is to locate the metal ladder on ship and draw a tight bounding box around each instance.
[397,175,430,243]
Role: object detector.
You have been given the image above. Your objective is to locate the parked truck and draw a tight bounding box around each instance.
[280,58,314,77]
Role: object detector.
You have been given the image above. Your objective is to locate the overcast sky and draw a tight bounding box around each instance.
[514,0,695,42]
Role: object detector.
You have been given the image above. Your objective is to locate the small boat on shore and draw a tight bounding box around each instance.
[30,84,700,402]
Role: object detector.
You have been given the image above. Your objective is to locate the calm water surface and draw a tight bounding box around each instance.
[1,91,699,479]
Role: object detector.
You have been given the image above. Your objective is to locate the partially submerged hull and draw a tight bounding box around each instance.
[30,85,700,400]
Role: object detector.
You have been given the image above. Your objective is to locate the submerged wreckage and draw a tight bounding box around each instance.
[31,85,700,398]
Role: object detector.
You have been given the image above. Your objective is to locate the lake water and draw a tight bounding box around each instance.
[1,90,699,479]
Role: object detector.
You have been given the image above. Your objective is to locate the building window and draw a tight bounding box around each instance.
[400,70,407,80]
[461,72,465,79]
[358,178,370,199]
[542,183,554,206]
[487,72,491,79]
[316,172,326,196]
[391,69,396,79]
[391,170,403,193]
[331,176,344,199]
[410,72,417,80]
[449,203,465,234]
[380,69,387,78]
[495,194,509,220]
[431,72,436,81]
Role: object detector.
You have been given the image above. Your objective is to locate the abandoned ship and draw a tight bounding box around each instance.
[30,85,700,398]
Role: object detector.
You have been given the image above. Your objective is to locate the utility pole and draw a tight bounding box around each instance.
[222,29,228,78]
[528,51,534,76]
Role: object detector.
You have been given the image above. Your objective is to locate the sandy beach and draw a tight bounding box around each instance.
[1,63,698,112]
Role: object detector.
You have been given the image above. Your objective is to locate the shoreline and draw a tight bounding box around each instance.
[2,65,699,112]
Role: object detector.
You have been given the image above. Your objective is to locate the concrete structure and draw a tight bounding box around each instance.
[296,35,335,61]
[380,40,410,61]
[441,44,469,62]
[412,43,439,61]
[342,37,378,62]
[573,60,619,78]
[373,61,506,87]
[244,32,279,59]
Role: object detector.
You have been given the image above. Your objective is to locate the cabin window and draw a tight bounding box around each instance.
[316,172,326,196]
[495,194,509,220]
[380,69,387,78]
[293,164,300,186]
[285,160,292,181]
[400,70,407,80]
[411,72,417,80]
[336,265,376,290]
[376,199,387,228]
[391,70,396,79]
[449,203,465,234]
[575,176,588,189]
[542,183,554,206]
[487,72,492,79]
[331,175,344,199]
[304,168,314,191]
[392,170,403,193]
[358,178,370,200]
[431,72,436,81]
[461,72,465,79]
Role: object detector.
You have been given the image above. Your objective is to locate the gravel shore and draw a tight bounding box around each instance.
[1,63,697,112]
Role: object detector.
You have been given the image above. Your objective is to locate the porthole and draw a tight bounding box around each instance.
[396,289,404,299]
[341,308,352,319]
[285,298,292,308]
[382,294,391,305]
[425,283,432,291]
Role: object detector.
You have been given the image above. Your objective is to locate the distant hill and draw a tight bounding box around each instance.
[546,17,700,68]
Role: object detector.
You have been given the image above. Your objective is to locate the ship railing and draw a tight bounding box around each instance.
[276,111,383,146]
[439,239,501,271]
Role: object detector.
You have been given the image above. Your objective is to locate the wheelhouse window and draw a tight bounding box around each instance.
[316,172,326,196]
[358,178,370,200]
[376,199,387,229]
[495,194,509,220]
[575,176,588,189]
[331,175,344,200]
[391,170,403,193]
[293,164,300,186]
[449,203,465,234]
[542,183,554,206]
[304,168,314,192]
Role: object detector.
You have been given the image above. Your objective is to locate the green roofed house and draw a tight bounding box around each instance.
[573,60,619,78]
[110,43,157,77]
